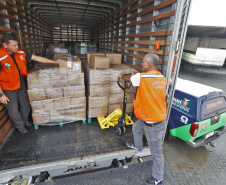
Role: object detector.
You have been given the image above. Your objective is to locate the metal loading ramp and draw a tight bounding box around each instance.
[37,160,177,185]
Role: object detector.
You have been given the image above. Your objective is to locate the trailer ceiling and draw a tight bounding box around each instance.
[28,0,126,27]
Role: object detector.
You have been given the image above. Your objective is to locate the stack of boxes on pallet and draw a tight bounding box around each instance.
[28,54,86,125]
[85,53,137,118]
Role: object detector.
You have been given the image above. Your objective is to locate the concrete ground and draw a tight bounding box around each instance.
[163,134,226,185]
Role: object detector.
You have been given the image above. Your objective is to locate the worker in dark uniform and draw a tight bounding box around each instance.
[0,33,63,134]
[119,53,167,185]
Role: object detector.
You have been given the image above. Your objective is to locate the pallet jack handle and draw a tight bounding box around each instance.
[117,74,132,90]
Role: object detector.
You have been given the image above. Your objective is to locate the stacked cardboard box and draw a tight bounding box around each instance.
[85,63,110,117]
[85,61,137,117]
[106,53,122,65]
[108,64,137,114]
[28,56,86,124]
[86,52,105,66]
[86,53,121,69]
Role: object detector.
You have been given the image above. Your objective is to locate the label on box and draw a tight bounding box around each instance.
[67,61,72,68]
[73,63,80,70]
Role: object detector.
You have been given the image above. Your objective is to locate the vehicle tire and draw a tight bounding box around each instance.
[115,126,122,136]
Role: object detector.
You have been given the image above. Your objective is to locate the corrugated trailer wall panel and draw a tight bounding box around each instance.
[0,0,52,144]
[98,0,177,71]
[0,0,52,54]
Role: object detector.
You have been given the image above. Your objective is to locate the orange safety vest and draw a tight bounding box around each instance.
[133,70,167,122]
[0,47,29,90]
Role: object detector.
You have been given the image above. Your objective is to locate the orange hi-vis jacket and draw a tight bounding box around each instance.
[0,47,29,90]
[133,70,167,122]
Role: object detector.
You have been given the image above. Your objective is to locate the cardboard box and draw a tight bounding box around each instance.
[50,74,68,88]
[50,110,66,121]
[108,103,133,115]
[66,108,86,120]
[71,97,86,109]
[88,96,109,108]
[63,86,75,98]
[74,86,85,97]
[109,93,123,104]
[54,53,71,60]
[88,106,108,118]
[86,53,105,65]
[75,108,86,120]
[27,74,40,89]
[54,98,71,110]
[67,72,84,86]
[37,74,51,88]
[127,92,136,103]
[27,89,47,101]
[59,61,81,73]
[90,56,110,70]
[85,64,110,85]
[88,84,111,96]
[32,112,50,124]
[110,81,136,94]
[110,83,123,94]
[108,104,122,114]
[125,102,134,113]
[57,56,80,62]
[30,101,44,112]
[42,99,55,112]
[46,88,63,99]
[63,86,85,98]
[106,53,122,64]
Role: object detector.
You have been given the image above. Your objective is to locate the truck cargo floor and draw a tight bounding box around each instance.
[38,160,177,185]
[0,120,133,171]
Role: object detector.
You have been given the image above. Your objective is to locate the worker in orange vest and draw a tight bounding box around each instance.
[0,33,63,134]
[118,53,167,185]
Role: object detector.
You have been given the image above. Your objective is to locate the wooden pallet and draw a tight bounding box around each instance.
[34,119,86,129]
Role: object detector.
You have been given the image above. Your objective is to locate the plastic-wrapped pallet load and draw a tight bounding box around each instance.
[27,57,86,125]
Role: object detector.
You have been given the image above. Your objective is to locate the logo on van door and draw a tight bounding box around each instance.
[172,97,190,113]
[180,116,188,124]
[183,98,190,106]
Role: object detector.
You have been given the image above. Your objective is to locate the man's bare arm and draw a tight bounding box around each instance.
[31,55,63,64]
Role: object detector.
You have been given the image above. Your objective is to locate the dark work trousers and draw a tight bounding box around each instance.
[133,119,167,180]
[3,88,30,129]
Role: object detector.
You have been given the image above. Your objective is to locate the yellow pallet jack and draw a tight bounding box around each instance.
[97,76,134,136]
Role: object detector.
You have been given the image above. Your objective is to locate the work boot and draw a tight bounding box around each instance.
[146,176,163,185]
[18,127,27,134]
[24,121,33,127]
[126,141,143,152]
